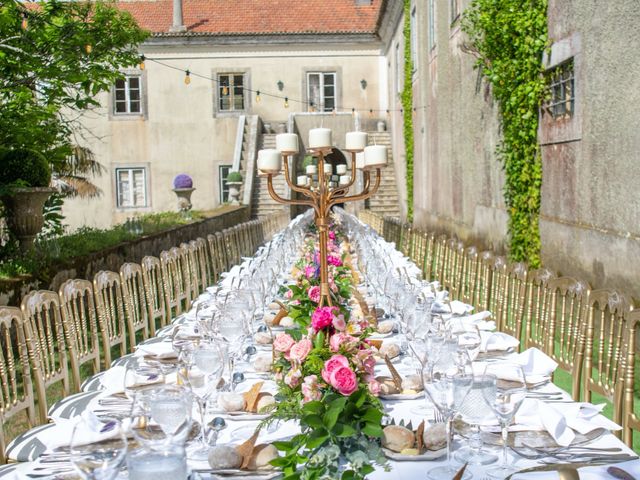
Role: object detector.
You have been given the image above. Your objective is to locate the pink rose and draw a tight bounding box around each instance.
[311,306,338,332]
[284,289,293,299]
[355,349,376,375]
[304,265,316,279]
[284,367,302,388]
[289,338,312,362]
[301,375,322,402]
[307,286,321,304]
[321,354,350,384]
[327,254,342,267]
[368,379,381,396]
[329,333,358,353]
[273,333,295,353]
[330,366,358,396]
[328,231,336,240]
[332,314,346,331]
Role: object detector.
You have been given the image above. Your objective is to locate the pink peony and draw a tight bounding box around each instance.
[304,265,316,279]
[355,349,376,375]
[321,354,350,384]
[307,286,321,304]
[330,366,358,396]
[329,332,357,352]
[332,314,346,331]
[328,231,336,240]
[311,306,338,332]
[284,289,293,299]
[289,338,312,362]
[301,375,322,402]
[273,333,296,353]
[284,367,302,388]
[327,255,342,267]
[368,379,381,396]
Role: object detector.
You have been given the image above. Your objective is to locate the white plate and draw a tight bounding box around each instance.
[210,411,271,420]
[382,447,446,461]
[379,392,423,401]
[207,468,281,479]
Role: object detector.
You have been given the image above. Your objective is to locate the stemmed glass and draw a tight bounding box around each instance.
[219,296,249,389]
[148,385,193,445]
[123,360,165,401]
[70,416,128,480]
[188,340,225,460]
[422,363,473,480]
[481,363,527,478]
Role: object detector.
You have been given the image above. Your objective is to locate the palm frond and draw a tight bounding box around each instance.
[59,146,106,177]
[52,175,103,198]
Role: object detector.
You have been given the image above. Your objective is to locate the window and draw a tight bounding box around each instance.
[116,168,147,208]
[219,165,231,203]
[545,60,575,118]
[428,0,436,51]
[114,76,142,114]
[410,7,418,71]
[307,72,337,112]
[450,0,460,25]
[218,74,245,112]
[395,43,403,93]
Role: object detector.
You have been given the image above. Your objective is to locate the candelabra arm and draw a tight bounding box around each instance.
[328,151,359,202]
[328,168,381,207]
[283,155,318,202]
[266,175,320,216]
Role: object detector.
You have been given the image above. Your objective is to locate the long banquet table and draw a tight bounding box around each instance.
[5,212,639,480]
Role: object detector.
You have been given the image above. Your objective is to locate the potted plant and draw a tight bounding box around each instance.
[0,149,55,250]
[172,174,195,217]
[225,171,243,205]
[302,155,317,175]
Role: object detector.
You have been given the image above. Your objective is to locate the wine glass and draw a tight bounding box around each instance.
[422,364,473,480]
[148,385,193,445]
[481,363,527,478]
[70,415,127,480]
[124,360,165,401]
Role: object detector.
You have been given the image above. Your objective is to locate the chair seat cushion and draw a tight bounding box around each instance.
[80,372,107,392]
[4,423,55,462]
[47,390,103,420]
[0,462,19,478]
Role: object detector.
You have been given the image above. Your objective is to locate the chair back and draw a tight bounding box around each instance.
[193,238,212,287]
[420,232,437,281]
[622,309,640,447]
[583,289,631,428]
[524,268,556,350]
[58,279,101,389]
[141,256,167,335]
[120,262,150,350]
[160,249,189,317]
[181,242,201,300]
[93,271,127,367]
[544,277,590,399]
[0,307,37,463]
[499,262,528,343]
[459,246,479,305]
[20,290,69,423]
[471,251,494,311]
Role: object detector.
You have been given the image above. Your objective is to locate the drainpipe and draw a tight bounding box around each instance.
[169,0,187,33]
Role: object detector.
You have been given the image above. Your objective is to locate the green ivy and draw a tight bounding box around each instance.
[462,0,548,266]
[401,0,414,222]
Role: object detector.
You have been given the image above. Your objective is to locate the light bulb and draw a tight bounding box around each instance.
[85,44,92,54]
[21,14,28,30]
[284,97,289,108]
[256,90,261,102]
[184,70,191,85]
[351,108,355,117]
[222,85,229,96]
[139,55,146,70]
[369,109,374,117]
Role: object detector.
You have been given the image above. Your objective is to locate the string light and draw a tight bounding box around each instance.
[139,55,146,70]
[309,102,315,112]
[256,90,261,102]
[21,13,28,30]
[184,70,191,85]
[351,108,355,117]
[369,109,374,117]
[284,97,289,108]
[85,44,92,54]
[386,109,390,116]
[412,107,417,117]
[222,85,229,96]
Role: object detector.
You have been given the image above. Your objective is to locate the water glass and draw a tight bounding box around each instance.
[70,416,127,480]
[126,445,188,480]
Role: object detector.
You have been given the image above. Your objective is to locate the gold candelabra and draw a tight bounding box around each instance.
[262,147,381,307]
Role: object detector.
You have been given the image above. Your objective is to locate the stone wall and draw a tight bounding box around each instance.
[0,206,249,307]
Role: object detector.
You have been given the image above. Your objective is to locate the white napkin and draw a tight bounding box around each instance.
[480,331,520,352]
[134,341,176,359]
[515,347,558,383]
[38,410,128,450]
[98,365,127,393]
[457,311,495,331]
[514,399,575,446]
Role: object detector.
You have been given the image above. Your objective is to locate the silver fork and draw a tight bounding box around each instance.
[433,409,445,423]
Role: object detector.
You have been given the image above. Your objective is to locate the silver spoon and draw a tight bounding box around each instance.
[207,417,227,446]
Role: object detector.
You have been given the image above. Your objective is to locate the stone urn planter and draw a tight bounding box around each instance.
[227,182,242,205]
[173,187,195,212]
[2,187,56,250]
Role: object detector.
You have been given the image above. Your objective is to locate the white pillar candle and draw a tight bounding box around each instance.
[345,131,367,151]
[309,128,332,149]
[275,133,298,153]
[257,149,282,173]
[296,175,308,186]
[323,164,333,175]
[355,152,365,169]
[364,145,387,168]
[339,175,350,185]
[336,164,347,175]
[306,165,317,175]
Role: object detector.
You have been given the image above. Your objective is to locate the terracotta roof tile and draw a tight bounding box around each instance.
[117,0,383,36]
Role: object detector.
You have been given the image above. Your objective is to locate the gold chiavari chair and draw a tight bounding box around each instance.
[0,307,37,463]
[443,239,464,301]
[523,268,556,351]
[206,234,222,284]
[180,243,200,301]
[58,279,102,390]
[459,246,479,305]
[120,263,150,350]
[583,289,631,429]
[487,256,507,327]
[408,229,422,266]
[399,224,412,258]
[471,251,494,311]
[160,249,187,318]
[141,256,167,335]
[420,232,437,282]
[215,231,230,272]
[20,291,70,423]
[222,229,239,268]
[621,309,640,448]
[499,262,528,344]
[432,235,449,285]
[544,277,590,399]
[93,271,127,367]
[193,238,213,287]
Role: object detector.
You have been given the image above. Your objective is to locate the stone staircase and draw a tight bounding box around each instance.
[365,132,401,218]
[250,133,289,218]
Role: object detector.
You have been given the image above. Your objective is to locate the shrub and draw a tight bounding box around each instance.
[226,171,242,183]
[0,149,51,188]
[302,155,316,168]
[173,174,193,189]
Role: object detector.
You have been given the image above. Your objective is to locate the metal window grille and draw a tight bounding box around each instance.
[546,60,575,118]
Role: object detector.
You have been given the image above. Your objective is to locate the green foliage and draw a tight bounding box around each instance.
[401,0,415,222]
[42,193,66,237]
[302,155,316,168]
[462,0,548,266]
[0,0,148,166]
[225,171,243,183]
[0,148,51,188]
